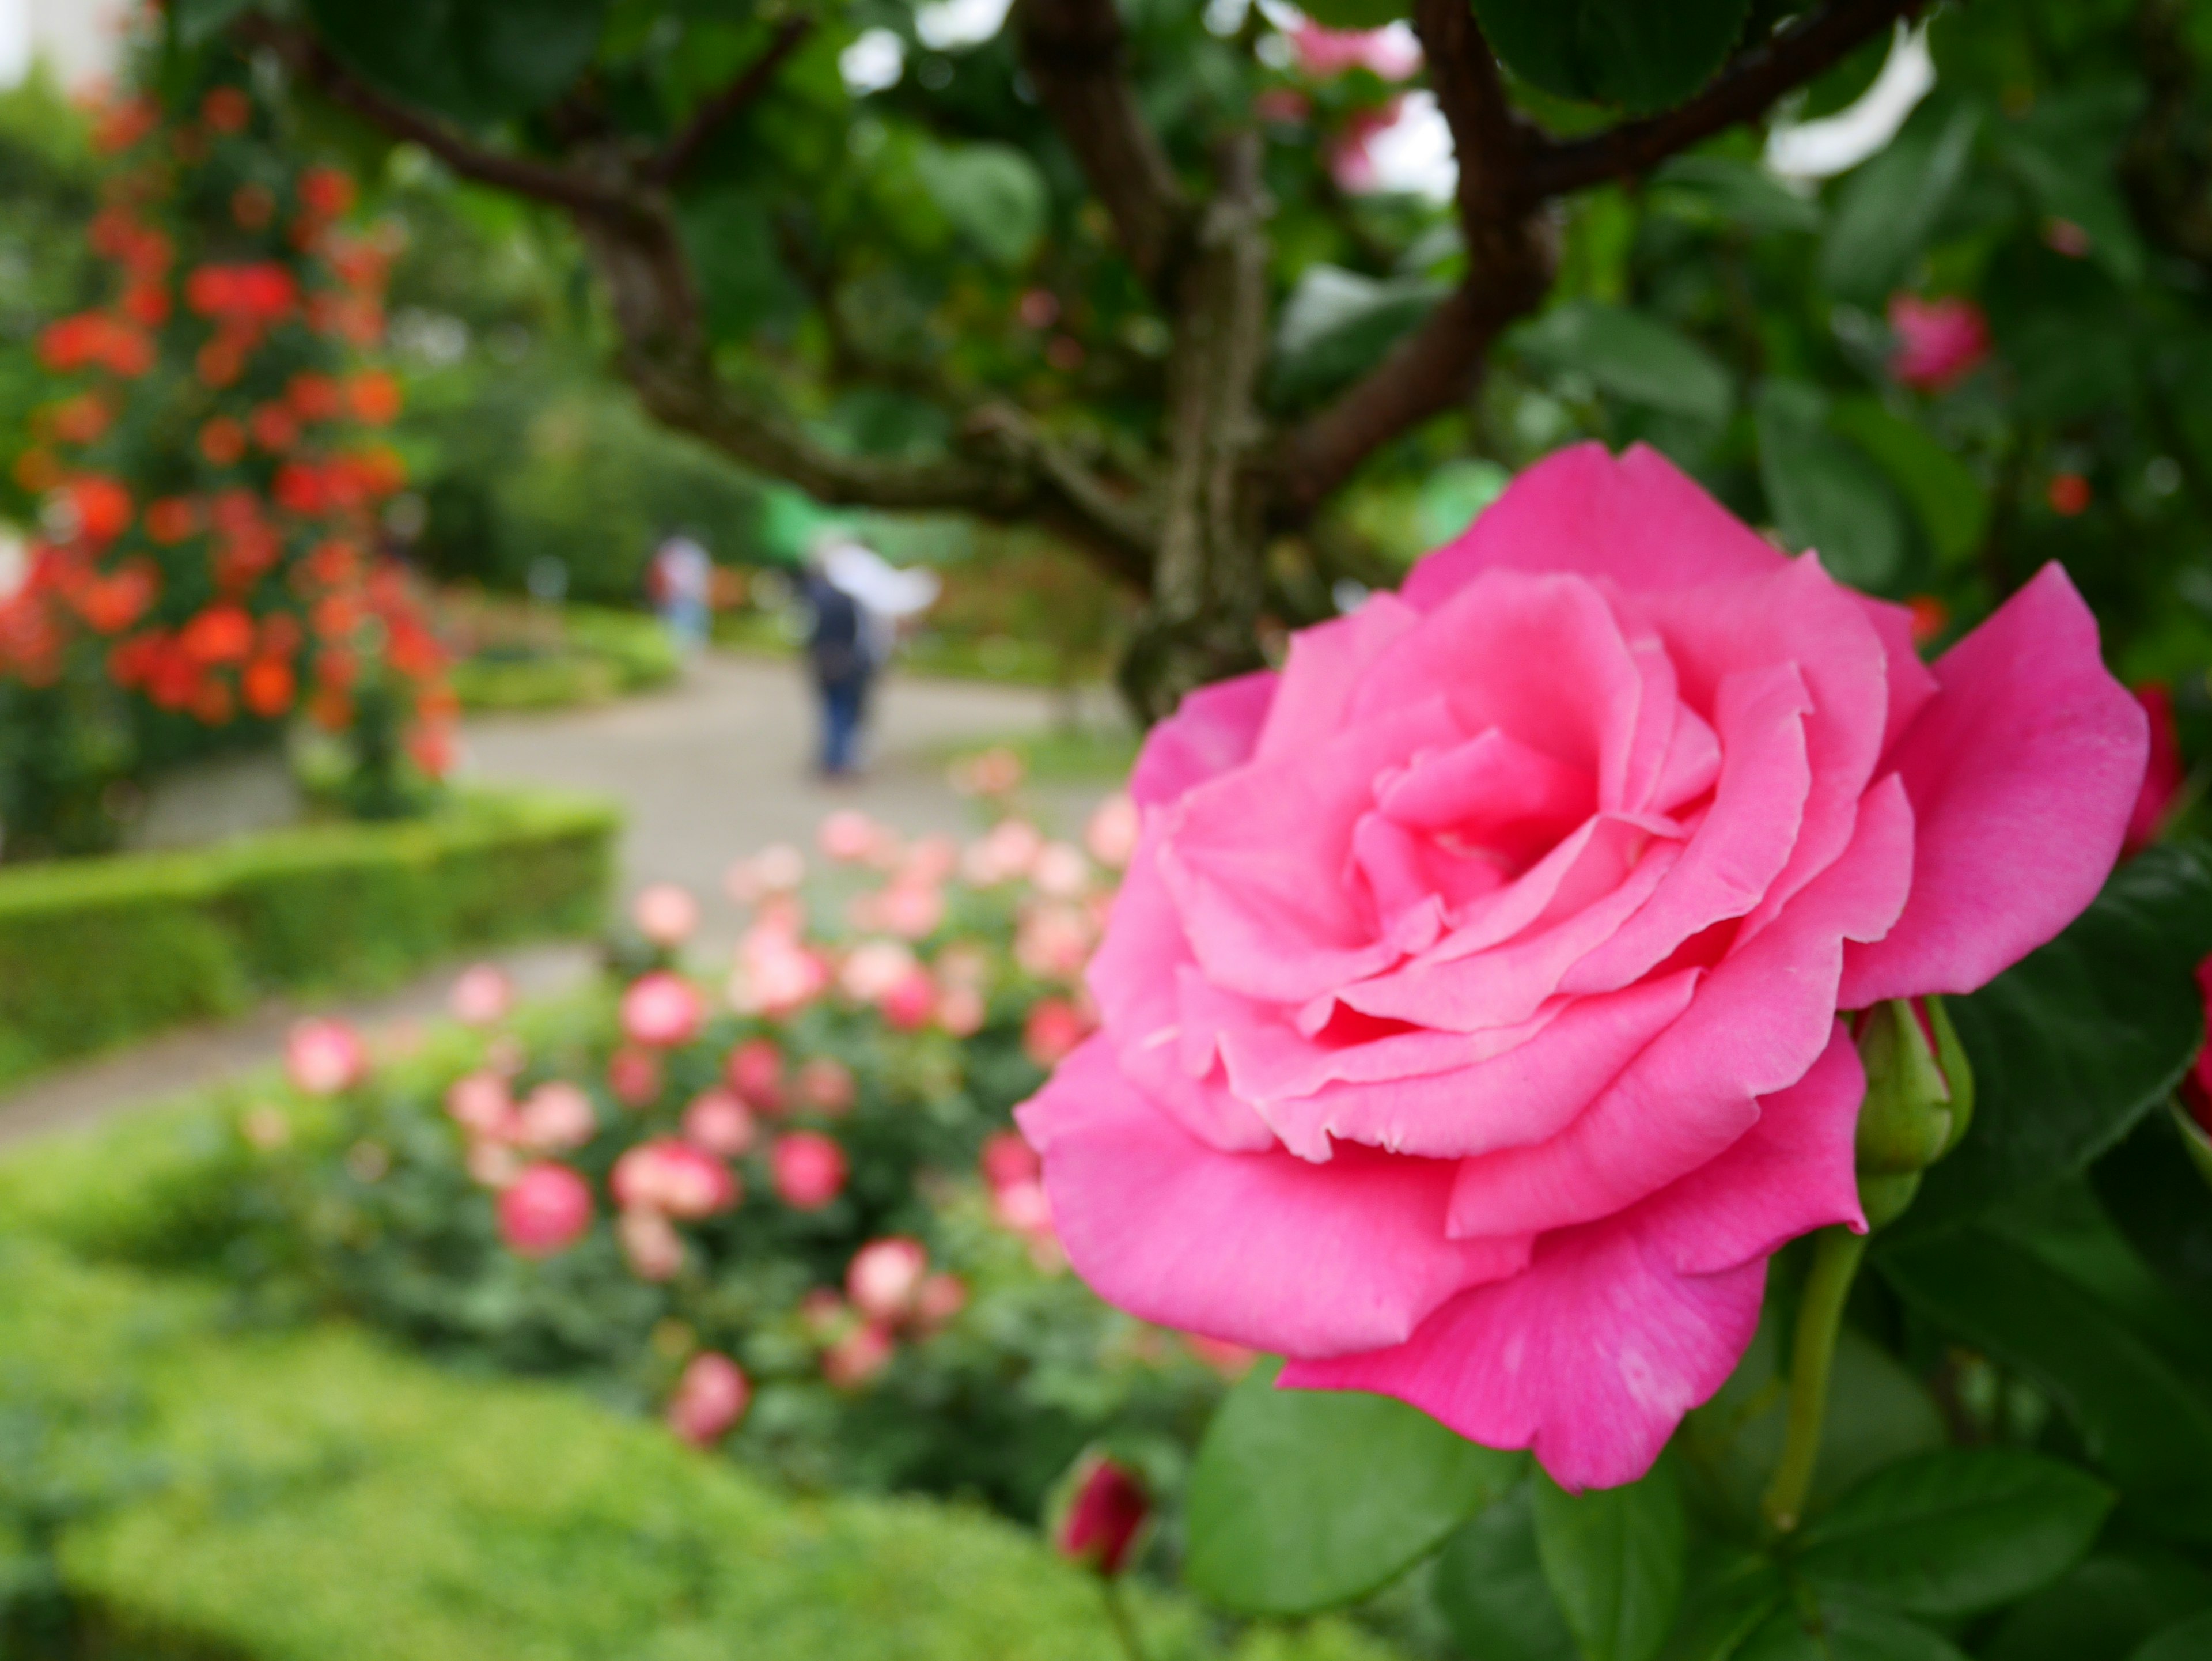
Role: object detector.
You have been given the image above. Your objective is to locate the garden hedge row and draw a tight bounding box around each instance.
[0,1104,1396,1661]
[451,604,680,712]
[0,789,619,1086]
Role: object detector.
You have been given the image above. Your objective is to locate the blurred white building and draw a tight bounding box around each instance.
[0,0,131,93]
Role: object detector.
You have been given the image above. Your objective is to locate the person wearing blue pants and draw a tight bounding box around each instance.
[803,562,872,777]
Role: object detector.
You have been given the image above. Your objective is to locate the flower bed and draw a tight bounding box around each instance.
[440,593,679,713]
[0,787,616,1085]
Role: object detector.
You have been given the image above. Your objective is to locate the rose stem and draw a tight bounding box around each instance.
[1760,1224,1869,1534]
[1103,1578,1150,1661]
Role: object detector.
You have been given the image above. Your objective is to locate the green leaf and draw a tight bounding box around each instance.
[302,0,608,124]
[1271,266,1445,407]
[1473,0,1752,114]
[1534,1457,1688,1661]
[1297,0,1408,24]
[1791,1449,2112,1617]
[678,190,807,340]
[1883,844,2212,1245]
[2091,1111,2212,1319]
[169,0,255,47]
[914,143,1047,270]
[1879,1229,2212,1543]
[1516,302,1736,423]
[1653,156,1823,236]
[1433,1484,1581,1661]
[1827,399,1989,570]
[2134,1611,2212,1661]
[1736,1596,1969,1661]
[1660,1553,1788,1661]
[1996,84,2149,289]
[1820,105,1980,306]
[1184,1359,1521,1617]
[1753,380,1906,590]
[1983,1550,2212,1661]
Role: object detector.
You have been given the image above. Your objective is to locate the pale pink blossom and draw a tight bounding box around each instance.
[682,1088,757,1157]
[611,1138,740,1218]
[950,746,1025,797]
[879,966,938,1032]
[981,1130,1042,1193]
[445,1070,517,1140]
[467,1140,522,1189]
[632,882,701,948]
[725,1037,785,1111]
[449,963,514,1026]
[1291,19,1421,80]
[1084,794,1139,869]
[899,834,960,886]
[877,880,947,940]
[725,842,806,903]
[620,1206,685,1281]
[961,818,1044,886]
[936,983,986,1037]
[498,1162,593,1256]
[516,1081,599,1152]
[772,1131,849,1209]
[1032,842,1092,898]
[819,809,888,864]
[608,1045,663,1108]
[840,939,918,1002]
[846,1235,930,1323]
[823,1321,896,1388]
[728,925,827,1016]
[796,1057,857,1115]
[916,1272,968,1330]
[667,1352,751,1446]
[620,971,704,1048]
[285,1017,367,1096]
[1015,902,1096,981]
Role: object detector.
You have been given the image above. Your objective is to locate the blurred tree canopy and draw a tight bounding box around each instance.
[151,0,2212,714]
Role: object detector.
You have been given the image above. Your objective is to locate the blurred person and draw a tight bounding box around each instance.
[647,526,713,656]
[802,533,939,778]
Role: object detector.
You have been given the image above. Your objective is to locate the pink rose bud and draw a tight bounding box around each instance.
[1084,794,1139,869]
[2126,683,2183,857]
[1031,842,1091,898]
[285,1017,367,1096]
[499,1163,593,1257]
[796,1056,857,1114]
[632,882,700,948]
[666,1351,751,1446]
[449,963,514,1026]
[1887,292,1990,391]
[621,971,704,1048]
[846,1236,929,1323]
[1010,442,2147,1493]
[916,1271,968,1330]
[516,1080,597,1152]
[980,1130,1041,1192]
[682,1088,756,1157]
[2184,959,2212,1140]
[900,834,960,886]
[840,939,918,1002]
[1052,1453,1149,1578]
[725,842,805,903]
[877,880,946,941]
[619,1206,685,1281]
[936,983,986,1037]
[879,967,938,1032]
[992,1177,1054,1240]
[771,1131,848,1210]
[608,1045,663,1108]
[822,1321,896,1388]
[726,1038,786,1111]
[446,1070,517,1140]
[611,1138,740,1219]
[1023,998,1088,1067]
[819,809,882,863]
[1291,17,1421,78]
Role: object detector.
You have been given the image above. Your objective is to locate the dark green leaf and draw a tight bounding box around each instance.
[1184,1360,1521,1616]
[1736,1596,1968,1661]
[302,0,608,124]
[678,190,807,340]
[1271,267,1445,407]
[1827,399,1988,569]
[1983,1550,2212,1661]
[2134,1611,2212,1661]
[1880,1229,2212,1543]
[914,143,1047,269]
[1516,302,1736,423]
[1653,156,1823,236]
[1996,84,2148,288]
[169,0,255,47]
[1660,1553,1788,1661]
[1820,105,1980,305]
[1883,844,2212,1245]
[1473,0,1753,114]
[1433,1484,1580,1661]
[1534,1457,1688,1661]
[1754,380,1905,589]
[2092,1111,2212,1320]
[1297,0,1408,24]
[1791,1448,2111,1616]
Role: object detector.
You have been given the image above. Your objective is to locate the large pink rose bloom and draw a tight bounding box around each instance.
[1016,443,2146,1491]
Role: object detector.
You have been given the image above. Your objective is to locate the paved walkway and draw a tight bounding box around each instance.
[0,653,1114,1145]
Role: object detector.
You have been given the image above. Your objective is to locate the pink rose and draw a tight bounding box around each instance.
[822,1320,896,1388]
[285,1017,366,1096]
[632,882,700,948]
[610,1138,740,1219]
[796,1057,856,1115]
[879,966,938,1032]
[445,1070,517,1140]
[498,1163,593,1257]
[980,1129,1042,1192]
[1085,794,1139,869]
[725,1037,785,1111]
[915,1271,968,1330]
[1887,293,1990,391]
[608,1045,664,1108]
[667,1351,751,1446]
[449,963,514,1026]
[1291,19,1421,81]
[620,1206,685,1281]
[771,1130,849,1210]
[2126,683,2183,856]
[516,1080,598,1152]
[1024,998,1089,1068]
[1016,442,2146,1491]
[682,1088,756,1157]
[846,1235,929,1323]
[621,971,703,1048]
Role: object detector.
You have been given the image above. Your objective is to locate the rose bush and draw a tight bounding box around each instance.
[1019,442,2147,1490]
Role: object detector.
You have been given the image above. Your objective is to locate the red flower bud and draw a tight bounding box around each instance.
[1052,1452,1149,1577]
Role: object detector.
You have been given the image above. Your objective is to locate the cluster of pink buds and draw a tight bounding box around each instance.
[981,1129,1061,1273]
[804,1235,967,1391]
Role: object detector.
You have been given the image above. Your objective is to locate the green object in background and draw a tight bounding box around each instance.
[449,604,680,712]
[0,789,617,1088]
[757,484,840,569]
[1416,460,1513,548]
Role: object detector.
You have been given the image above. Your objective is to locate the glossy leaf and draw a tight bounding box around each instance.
[1184,1359,1521,1616]
[914,143,1047,270]
[1433,1484,1580,1661]
[1983,1550,2212,1661]
[1473,0,1752,114]
[1820,104,1980,305]
[1880,1228,2212,1543]
[1791,1448,2111,1617]
[1828,399,1989,569]
[1755,380,1905,590]
[1736,1596,1968,1661]
[2134,1611,2212,1661]
[1516,302,1735,423]
[302,0,608,124]
[1534,1457,1688,1661]
[1884,844,2212,1246]
[1271,267,1445,407]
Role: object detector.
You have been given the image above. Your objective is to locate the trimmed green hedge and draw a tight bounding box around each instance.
[0,789,618,1085]
[452,605,679,712]
[0,1104,1396,1661]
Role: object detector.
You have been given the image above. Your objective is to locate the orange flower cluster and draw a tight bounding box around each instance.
[2,73,451,781]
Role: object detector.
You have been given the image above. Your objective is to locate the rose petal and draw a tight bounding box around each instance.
[1131,670,1278,807]
[1016,1036,1531,1354]
[1840,564,2146,1005]
[1254,594,1422,762]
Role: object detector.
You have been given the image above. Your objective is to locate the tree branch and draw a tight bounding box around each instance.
[1016,0,1190,294]
[646,17,815,186]
[1521,0,1922,201]
[1272,0,1549,519]
[233,14,637,222]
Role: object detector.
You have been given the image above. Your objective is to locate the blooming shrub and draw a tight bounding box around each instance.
[235,802,1238,1519]
[0,70,448,854]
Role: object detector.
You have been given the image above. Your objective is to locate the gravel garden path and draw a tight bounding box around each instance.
[0,652,1112,1145]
